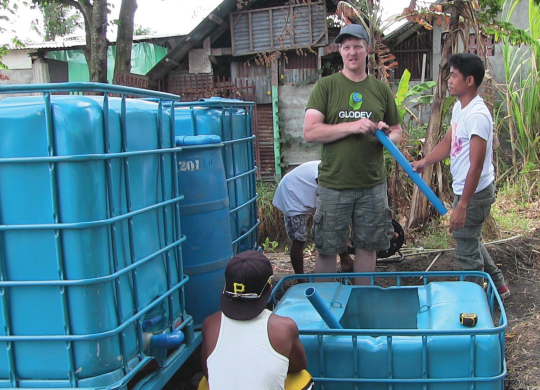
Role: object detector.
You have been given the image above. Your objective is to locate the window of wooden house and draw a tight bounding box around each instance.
[468,34,495,57]
[281,50,319,84]
[390,29,432,81]
[283,50,318,69]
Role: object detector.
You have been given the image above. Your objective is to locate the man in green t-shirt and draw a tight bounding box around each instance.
[303,24,402,284]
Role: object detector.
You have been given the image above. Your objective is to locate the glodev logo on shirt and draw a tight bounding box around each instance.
[339,92,373,119]
[349,92,363,110]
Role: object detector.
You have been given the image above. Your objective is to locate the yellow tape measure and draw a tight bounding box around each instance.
[460,313,478,327]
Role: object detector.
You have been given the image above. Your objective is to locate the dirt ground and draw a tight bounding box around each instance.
[167,228,540,390]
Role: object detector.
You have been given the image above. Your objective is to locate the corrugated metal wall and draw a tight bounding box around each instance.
[230,2,328,56]
[231,62,271,104]
[392,29,432,80]
[281,69,318,84]
[285,51,318,69]
[255,104,276,180]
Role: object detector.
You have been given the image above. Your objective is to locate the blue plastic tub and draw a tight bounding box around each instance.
[271,271,507,390]
[0,83,201,390]
[175,135,233,328]
[170,98,259,254]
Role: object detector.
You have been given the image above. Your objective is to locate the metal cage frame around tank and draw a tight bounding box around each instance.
[0,83,200,390]
[270,271,508,390]
[172,98,260,254]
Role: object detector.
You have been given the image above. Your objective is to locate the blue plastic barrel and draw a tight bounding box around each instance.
[170,98,259,254]
[0,83,201,389]
[175,135,233,328]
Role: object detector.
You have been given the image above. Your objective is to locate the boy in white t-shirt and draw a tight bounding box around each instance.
[411,53,510,298]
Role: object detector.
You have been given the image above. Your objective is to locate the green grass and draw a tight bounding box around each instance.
[418,223,455,250]
[491,180,540,235]
[256,181,288,245]
[491,206,535,234]
[256,181,277,225]
[408,216,455,250]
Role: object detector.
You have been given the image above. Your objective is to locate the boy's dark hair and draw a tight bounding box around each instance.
[448,53,485,88]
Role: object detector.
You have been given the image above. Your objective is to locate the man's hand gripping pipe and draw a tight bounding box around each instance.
[375,130,448,215]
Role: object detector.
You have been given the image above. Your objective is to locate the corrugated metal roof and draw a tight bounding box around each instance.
[147,0,338,82]
[8,33,185,51]
[147,0,253,81]
[7,39,86,51]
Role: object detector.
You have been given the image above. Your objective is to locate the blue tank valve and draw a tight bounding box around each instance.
[143,329,185,350]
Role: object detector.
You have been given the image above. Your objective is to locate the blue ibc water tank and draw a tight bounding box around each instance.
[175,135,233,328]
[170,98,259,254]
[0,89,192,387]
[273,279,506,390]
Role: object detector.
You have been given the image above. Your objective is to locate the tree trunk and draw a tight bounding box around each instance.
[407,5,458,229]
[57,0,108,83]
[113,0,137,81]
[88,0,108,83]
[76,1,93,71]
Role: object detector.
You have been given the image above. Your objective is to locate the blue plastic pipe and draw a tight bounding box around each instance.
[150,329,185,349]
[375,130,448,215]
[304,287,343,329]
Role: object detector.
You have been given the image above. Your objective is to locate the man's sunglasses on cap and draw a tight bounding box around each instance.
[222,276,272,300]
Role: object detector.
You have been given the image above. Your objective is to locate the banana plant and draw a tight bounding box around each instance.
[394,69,439,124]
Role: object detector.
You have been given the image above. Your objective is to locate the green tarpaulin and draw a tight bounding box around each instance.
[47,42,167,82]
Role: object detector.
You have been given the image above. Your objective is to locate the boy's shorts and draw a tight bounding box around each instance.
[284,214,308,242]
[312,182,393,255]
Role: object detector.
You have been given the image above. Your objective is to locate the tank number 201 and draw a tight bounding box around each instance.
[178,160,201,171]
